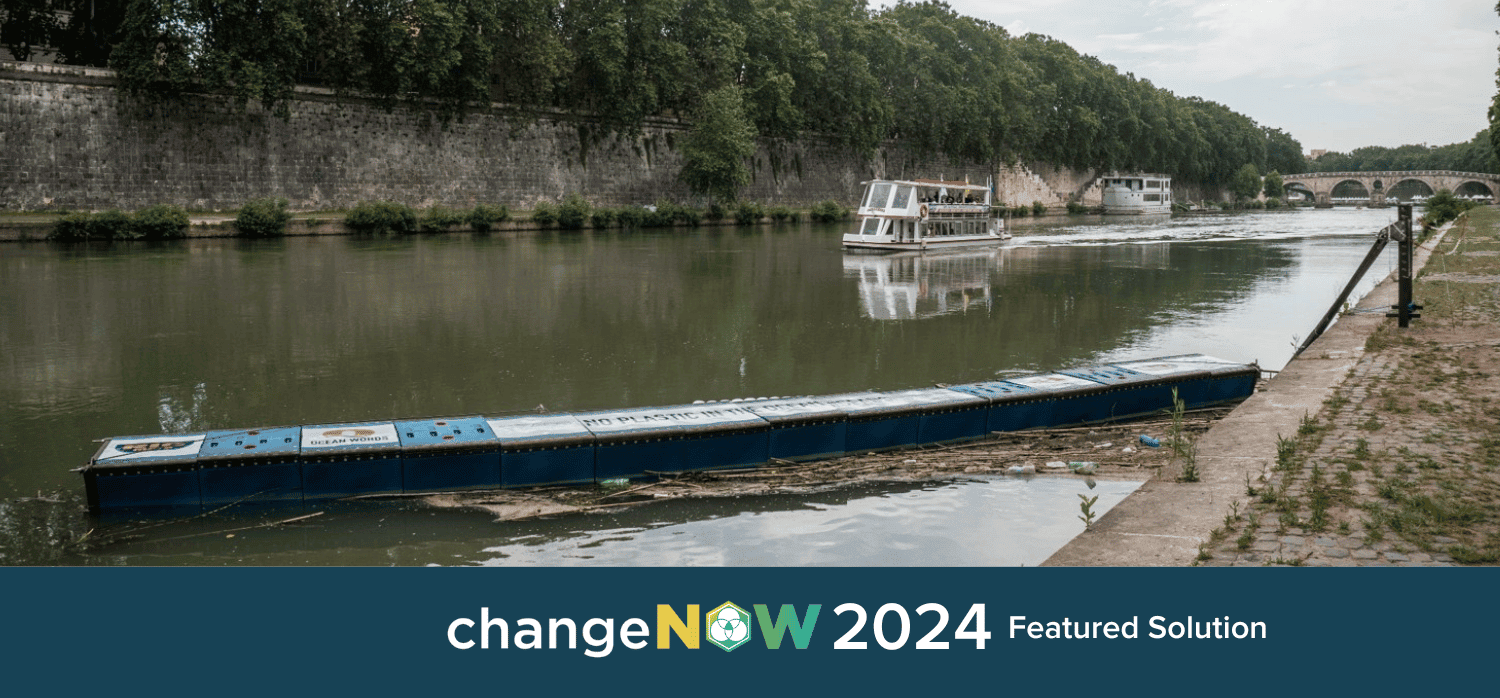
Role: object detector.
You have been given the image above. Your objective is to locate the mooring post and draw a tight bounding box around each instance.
[1388,203,1420,328]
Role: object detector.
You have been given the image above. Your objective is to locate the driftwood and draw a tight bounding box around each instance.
[151,511,326,543]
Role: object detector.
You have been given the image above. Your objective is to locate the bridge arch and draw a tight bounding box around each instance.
[1330,179,1370,202]
[1455,181,1495,201]
[1283,182,1314,202]
[1387,179,1434,202]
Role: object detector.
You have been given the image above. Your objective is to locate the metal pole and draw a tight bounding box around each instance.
[1294,225,1394,357]
[1396,204,1414,328]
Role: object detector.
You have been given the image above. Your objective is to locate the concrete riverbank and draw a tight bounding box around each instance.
[1046,206,1500,566]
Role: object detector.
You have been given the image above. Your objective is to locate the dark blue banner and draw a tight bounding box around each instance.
[3,568,1490,695]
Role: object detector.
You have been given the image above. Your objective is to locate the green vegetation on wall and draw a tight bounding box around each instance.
[678,85,757,202]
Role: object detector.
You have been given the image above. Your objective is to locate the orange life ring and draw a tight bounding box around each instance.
[918,203,929,218]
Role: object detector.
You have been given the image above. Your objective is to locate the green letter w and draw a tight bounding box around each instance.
[753,604,821,649]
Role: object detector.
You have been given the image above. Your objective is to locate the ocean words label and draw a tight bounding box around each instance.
[301,423,399,449]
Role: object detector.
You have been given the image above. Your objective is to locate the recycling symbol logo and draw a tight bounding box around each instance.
[706,602,751,652]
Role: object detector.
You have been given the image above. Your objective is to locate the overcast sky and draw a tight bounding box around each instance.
[884,0,1499,155]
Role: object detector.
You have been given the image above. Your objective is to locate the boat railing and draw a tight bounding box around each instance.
[924,206,991,220]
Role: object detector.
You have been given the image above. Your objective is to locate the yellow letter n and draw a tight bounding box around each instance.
[657,604,699,649]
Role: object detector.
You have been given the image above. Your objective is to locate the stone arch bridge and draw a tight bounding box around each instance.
[1281,170,1500,206]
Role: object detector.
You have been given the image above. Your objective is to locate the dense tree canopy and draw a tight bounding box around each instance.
[1305,130,1500,174]
[1489,2,1500,166]
[4,0,1304,186]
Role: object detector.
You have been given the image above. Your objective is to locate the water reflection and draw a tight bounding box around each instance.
[844,249,999,320]
[474,477,1140,567]
[844,241,1187,321]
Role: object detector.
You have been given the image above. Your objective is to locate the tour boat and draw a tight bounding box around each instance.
[842,178,1009,250]
[1101,173,1173,215]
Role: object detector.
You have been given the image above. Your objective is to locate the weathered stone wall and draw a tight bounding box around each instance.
[1,61,1112,212]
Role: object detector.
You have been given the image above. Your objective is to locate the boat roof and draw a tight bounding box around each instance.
[1103,172,1171,180]
[863,178,990,191]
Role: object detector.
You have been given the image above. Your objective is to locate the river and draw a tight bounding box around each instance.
[0,207,1401,565]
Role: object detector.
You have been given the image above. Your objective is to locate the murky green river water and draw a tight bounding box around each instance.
[0,208,1400,565]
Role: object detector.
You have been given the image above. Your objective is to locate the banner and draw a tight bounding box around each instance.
[2,567,1490,695]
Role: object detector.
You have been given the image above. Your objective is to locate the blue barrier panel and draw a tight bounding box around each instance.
[1047,364,1163,425]
[75,354,1262,503]
[741,397,848,461]
[1060,363,1229,424]
[902,388,990,445]
[1113,355,1258,408]
[299,422,403,499]
[822,391,925,453]
[578,404,773,479]
[670,404,771,472]
[576,409,686,481]
[397,417,501,492]
[997,373,1108,429]
[198,426,303,506]
[946,380,1043,433]
[84,434,206,511]
[486,415,597,487]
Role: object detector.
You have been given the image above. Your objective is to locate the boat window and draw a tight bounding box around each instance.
[866,183,892,209]
[892,186,913,210]
[862,218,881,236]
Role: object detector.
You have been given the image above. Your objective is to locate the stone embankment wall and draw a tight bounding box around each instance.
[1,61,1179,212]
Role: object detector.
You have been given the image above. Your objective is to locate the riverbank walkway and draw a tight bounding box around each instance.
[1047,206,1500,566]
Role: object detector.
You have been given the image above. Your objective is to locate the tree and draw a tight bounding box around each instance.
[678,85,757,202]
[1423,188,1477,230]
[1262,170,1284,200]
[53,0,127,66]
[1491,2,1500,165]
[1230,163,1261,200]
[1263,127,1305,174]
[110,0,203,101]
[194,0,312,118]
[1,0,59,61]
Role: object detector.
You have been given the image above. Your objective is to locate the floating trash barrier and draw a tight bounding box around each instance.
[78,354,1258,512]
